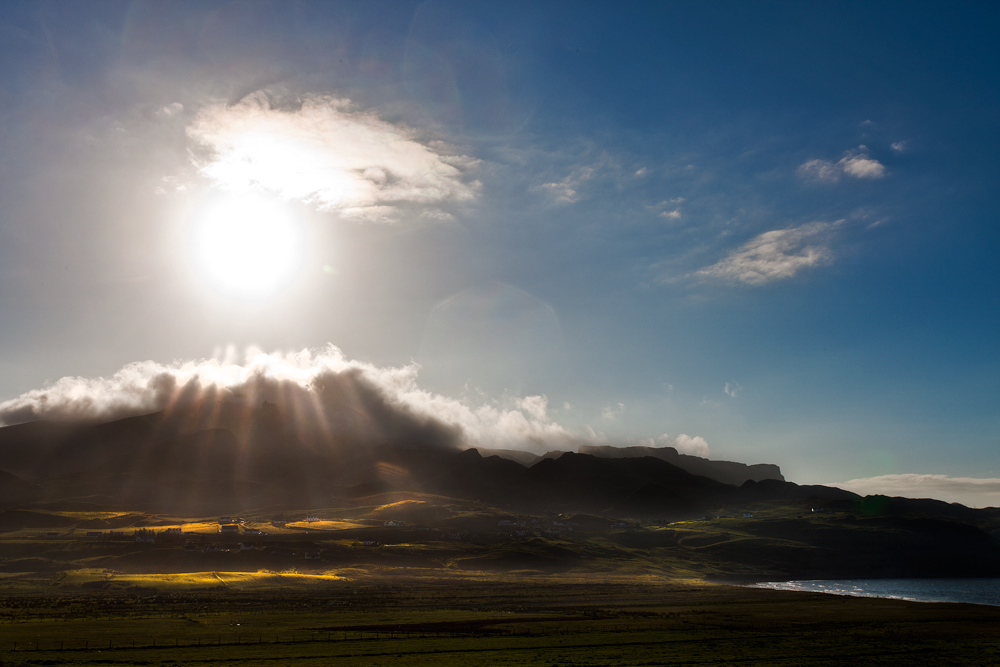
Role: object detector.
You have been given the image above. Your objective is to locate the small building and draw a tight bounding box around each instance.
[45,532,61,537]
[134,529,155,543]
[305,515,320,522]
[304,552,321,560]
[239,542,257,551]
[219,524,240,534]
[743,512,754,518]
[271,520,287,528]
[218,516,233,524]
[165,527,183,535]
[383,520,400,527]
[243,528,265,535]
[361,540,377,546]
[85,531,103,538]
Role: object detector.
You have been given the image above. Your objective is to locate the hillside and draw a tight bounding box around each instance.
[1,405,999,582]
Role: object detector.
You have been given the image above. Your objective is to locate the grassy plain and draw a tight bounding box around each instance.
[0,577,998,666]
[0,496,998,665]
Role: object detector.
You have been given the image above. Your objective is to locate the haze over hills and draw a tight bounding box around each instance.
[1,400,1000,582]
[478,445,785,487]
[0,401,844,516]
[0,400,972,523]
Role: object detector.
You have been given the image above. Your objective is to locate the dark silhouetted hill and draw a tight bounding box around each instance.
[578,445,784,485]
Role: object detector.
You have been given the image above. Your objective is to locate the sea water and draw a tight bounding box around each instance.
[749,579,1000,607]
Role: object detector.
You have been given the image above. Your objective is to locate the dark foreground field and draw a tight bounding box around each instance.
[0,577,998,666]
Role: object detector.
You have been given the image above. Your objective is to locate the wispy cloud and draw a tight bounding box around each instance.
[186,92,480,222]
[647,197,685,221]
[534,166,595,204]
[724,381,742,397]
[694,221,835,286]
[830,474,1000,509]
[798,146,886,183]
[601,402,626,421]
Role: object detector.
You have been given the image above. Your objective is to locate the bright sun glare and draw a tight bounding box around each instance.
[193,196,304,300]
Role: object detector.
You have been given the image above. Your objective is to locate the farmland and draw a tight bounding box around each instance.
[0,495,997,664]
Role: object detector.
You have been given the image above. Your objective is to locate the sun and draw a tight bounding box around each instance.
[192,196,304,300]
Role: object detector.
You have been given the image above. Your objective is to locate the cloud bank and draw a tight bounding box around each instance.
[831,473,1000,509]
[0,346,576,453]
[798,146,886,183]
[695,222,835,286]
[187,92,479,222]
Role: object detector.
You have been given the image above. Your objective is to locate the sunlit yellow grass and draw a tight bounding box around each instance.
[36,511,134,520]
[285,520,366,530]
[59,569,346,590]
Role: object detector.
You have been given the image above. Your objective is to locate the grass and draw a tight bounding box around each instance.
[0,578,997,665]
[0,498,998,663]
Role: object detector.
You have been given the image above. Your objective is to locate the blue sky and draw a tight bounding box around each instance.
[0,1,997,504]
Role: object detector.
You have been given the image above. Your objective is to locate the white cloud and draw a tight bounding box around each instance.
[156,102,184,119]
[674,434,710,458]
[634,167,648,177]
[724,381,742,397]
[891,141,908,153]
[660,209,681,220]
[798,159,842,183]
[534,166,594,204]
[186,92,478,222]
[840,152,885,179]
[830,474,1000,509]
[516,395,550,422]
[695,221,834,286]
[640,433,710,458]
[797,146,886,183]
[601,402,626,421]
[0,346,576,453]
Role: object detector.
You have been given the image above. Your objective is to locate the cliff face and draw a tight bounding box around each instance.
[578,445,784,486]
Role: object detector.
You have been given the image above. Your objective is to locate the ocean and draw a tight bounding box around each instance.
[749,578,1000,607]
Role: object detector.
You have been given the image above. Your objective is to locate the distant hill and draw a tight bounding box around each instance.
[0,404,962,523]
[476,446,785,487]
[578,445,784,486]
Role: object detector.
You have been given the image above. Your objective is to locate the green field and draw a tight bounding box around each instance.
[0,578,998,666]
[0,496,998,665]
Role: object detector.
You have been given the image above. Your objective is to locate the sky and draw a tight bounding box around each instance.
[0,1,997,506]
